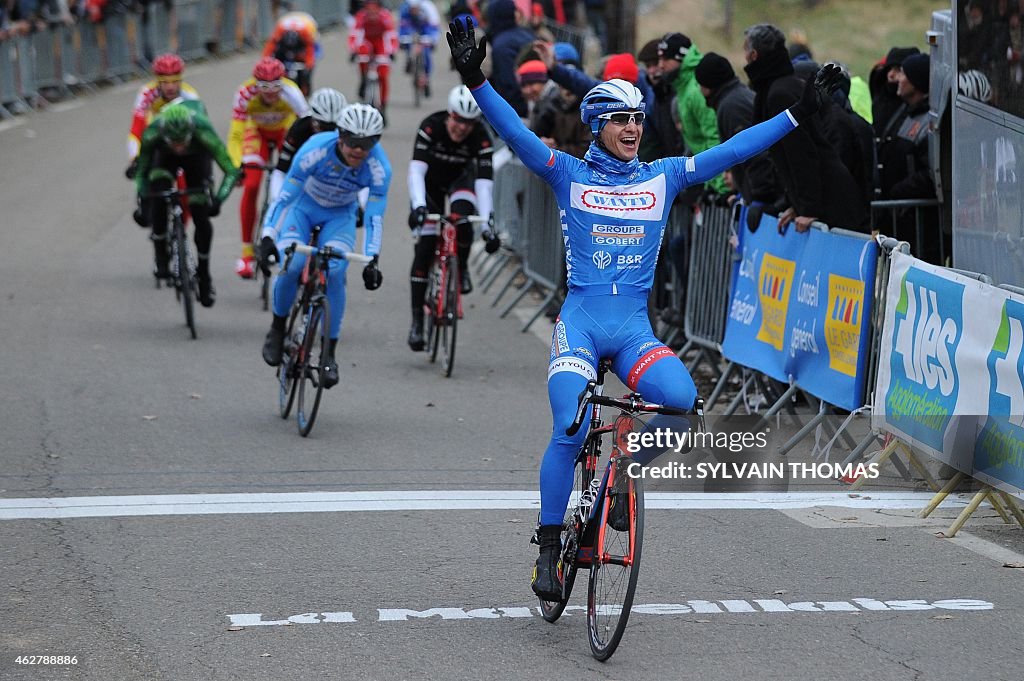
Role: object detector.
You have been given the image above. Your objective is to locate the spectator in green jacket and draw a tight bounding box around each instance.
[657,32,726,194]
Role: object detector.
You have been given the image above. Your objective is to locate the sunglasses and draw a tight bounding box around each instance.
[449,113,477,126]
[340,133,381,150]
[598,111,646,126]
[256,80,283,92]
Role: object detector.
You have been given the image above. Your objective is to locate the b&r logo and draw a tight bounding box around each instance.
[756,254,795,351]
[825,274,866,378]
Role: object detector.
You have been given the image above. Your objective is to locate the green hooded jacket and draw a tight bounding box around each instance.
[135,99,241,205]
[670,43,727,193]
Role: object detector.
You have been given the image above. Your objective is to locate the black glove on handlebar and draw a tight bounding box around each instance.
[125,159,138,180]
[258,236,279,272]
[362,257,383,290]
[789,62,843,123]
[408,206,429,231]
[446,17,487,89]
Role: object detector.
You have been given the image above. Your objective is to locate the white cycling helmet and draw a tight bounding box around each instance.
[309,88,348,125]
[958,69,992,103]
[338,103,385,137]
[580,78,644,135]
[447,85,481,120]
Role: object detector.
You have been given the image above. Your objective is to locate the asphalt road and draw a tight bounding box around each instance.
[1,30,1022,681]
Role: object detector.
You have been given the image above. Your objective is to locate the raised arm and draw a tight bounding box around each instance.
[446,18,557,176]
[686,63,845,186]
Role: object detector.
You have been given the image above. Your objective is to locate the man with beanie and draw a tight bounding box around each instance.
[695,52,778,225]
[639,38,685,160]
[742,23,868,233]
[486,0,536,117]
[877,53,942,263]
[869,46,920,137]
[517,59,555,126]
[658,32,726,193]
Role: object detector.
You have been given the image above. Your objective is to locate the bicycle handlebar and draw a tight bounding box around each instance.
[141,186,210,201]
[284,242,375,264]
[424,213,488,224]
[566,388,701,437]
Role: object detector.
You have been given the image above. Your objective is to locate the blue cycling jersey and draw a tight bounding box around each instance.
[262,131,392,341]
[262,131,390,258]
[470,80,803,527]
[470,80,797,297]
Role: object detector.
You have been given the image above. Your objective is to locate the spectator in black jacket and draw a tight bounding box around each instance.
[869,46,920,138]
[820,64,877,208]
[743,23,868,233]
[695,51,779,230]
[877,53,943,263]
[485,0,535,117]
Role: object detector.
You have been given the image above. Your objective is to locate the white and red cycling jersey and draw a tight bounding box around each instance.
[348,6,398,58]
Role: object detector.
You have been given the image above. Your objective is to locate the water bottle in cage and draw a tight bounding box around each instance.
[576,477,603,522]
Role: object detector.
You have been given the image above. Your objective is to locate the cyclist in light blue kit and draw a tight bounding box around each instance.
[260,104,389,388]
[446,18,843,600]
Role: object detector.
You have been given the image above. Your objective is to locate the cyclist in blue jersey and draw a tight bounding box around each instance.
[446,18,843,600]
[398,0,442,96]
[260,104,390,388]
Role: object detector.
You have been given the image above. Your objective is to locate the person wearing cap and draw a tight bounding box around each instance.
[638,38,685,159]
[877,53,942,262]
[869,46,920,137]
[517,59,555,124]
[657,32,726,193]
[743,23,868,233]
[694,52,778,226]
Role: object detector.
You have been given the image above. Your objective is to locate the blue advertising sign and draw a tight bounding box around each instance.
[722,212,878,409]
[974,298,1024,491]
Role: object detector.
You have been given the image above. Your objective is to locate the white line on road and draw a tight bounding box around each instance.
[0,490,978,520]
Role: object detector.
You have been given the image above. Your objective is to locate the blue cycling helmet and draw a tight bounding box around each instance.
[580,78,644,136]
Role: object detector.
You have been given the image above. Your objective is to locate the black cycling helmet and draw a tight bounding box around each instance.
[280,30,304,53]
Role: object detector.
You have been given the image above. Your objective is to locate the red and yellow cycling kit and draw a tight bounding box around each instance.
[228,76,310,264]
[127,80,200,159]
[262,11,319,71]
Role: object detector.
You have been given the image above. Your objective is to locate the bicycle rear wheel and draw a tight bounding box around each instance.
[587,459,644,661]
[440,257,458,377]
[412,51,424,107]
[538,441,595,622]
[366,71,381,109]
[296,298,329,437]
[173,218,197,340]
[278,302,303,419]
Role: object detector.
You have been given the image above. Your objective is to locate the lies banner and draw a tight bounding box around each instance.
[873,252,1024,494]
[722,209,878,411]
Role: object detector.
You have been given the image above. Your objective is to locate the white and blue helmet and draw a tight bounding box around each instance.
[580,78,644,136]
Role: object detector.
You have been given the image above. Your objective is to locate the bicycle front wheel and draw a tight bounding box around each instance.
[174,219,197,340]
[278,302,303,419]
[440,257,458,377]
[296,299,329,437]
[587,461,644,661]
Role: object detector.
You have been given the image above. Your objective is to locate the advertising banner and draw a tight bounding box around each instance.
[722,210,877,410]
[872,252,1024,493]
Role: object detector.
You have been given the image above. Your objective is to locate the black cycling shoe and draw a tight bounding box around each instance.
[262,327,285,367]
[322,356,339,389]
[459,269,473,295]
[530,525,564,601]
[407,311,425,351]
[197,275,216,308]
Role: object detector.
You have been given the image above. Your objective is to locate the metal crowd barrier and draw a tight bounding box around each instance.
[678,200,734,384]
[0,0,346,114]
[489,164,564,332]
[478,156,528,294]
[870,198,944,264]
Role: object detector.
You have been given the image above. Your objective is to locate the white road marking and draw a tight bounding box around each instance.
[0,118,25,133]
[227,597,995,626]
[0,490,979,520]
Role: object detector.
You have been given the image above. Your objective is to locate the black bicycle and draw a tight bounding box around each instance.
[276,230,373,436]
[539,358,704,660]
[144,184,210,339]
